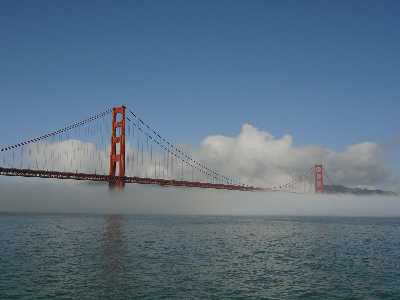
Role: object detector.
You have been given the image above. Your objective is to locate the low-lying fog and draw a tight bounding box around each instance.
[0,177,399,217]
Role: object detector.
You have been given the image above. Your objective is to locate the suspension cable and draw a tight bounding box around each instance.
[0,108,112,152]
[127,108,239,185]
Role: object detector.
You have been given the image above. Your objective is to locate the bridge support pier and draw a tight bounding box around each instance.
[109,106,126,190]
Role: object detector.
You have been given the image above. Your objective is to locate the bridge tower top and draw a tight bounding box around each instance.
[109,106,126,189]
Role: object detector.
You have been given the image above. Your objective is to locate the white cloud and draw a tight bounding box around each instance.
[196,124,393,189]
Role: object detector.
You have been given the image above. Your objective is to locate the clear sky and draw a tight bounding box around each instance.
[0,1,399,159]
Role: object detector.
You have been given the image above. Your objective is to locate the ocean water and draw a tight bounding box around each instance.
[0,214,400,299]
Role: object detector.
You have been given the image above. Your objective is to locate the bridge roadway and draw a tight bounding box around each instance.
[0,167,265,192]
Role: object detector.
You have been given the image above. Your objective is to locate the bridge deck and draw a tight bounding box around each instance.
[0,167,265,192]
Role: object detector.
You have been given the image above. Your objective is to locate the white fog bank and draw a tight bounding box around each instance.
[0,178,399,217]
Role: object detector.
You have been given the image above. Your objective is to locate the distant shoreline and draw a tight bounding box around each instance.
[324,185,397,196]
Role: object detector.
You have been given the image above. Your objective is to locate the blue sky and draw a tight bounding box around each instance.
[0,1,399,160]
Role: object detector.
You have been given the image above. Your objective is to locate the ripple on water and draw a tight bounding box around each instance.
[0,214,400,299]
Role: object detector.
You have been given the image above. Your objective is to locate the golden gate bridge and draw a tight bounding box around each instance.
[0,106,326,193]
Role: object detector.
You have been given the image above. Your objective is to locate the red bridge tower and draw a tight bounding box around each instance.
[314,164,324,193]
[109,106,126,189]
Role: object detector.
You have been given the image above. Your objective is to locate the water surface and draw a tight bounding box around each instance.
[1,214,400,299]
